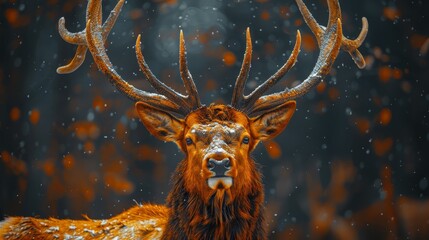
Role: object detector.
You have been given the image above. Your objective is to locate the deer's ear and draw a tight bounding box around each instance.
[250,101,296,141]
[135,102,184,142]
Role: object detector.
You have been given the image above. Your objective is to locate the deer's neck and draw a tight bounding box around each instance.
[161,160,266,240]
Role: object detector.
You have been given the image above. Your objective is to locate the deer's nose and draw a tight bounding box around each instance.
[207,158,230,176]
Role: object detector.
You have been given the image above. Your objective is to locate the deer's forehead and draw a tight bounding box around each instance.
[188,122,245,138]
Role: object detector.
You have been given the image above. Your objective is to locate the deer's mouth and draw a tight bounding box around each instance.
[207,176,233,190]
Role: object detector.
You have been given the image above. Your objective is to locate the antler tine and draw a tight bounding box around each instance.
[102,0,125,37]
[326,0,342,29]
[135,35,189,110]
[179,30,202,108]
[89,0,102,25]
[56,44,88,73]
[342,17,368,69]
[135,32,202,113]
[242,30,301,113]
[231,28,253,108]
[57,0,124,74]
[57,19,88,74]
[295,0,324,43]
[296,0,368,69]
[58,18,86,45]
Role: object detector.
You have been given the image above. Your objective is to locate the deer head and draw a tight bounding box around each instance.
[57,0,367,236]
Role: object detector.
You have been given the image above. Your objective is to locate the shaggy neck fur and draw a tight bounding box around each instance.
[161,160,266,240]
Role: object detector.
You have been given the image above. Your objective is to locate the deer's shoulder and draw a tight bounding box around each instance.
[0,204,169,240]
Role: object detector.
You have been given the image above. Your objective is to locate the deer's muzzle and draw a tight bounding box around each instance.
[206,158,233,189]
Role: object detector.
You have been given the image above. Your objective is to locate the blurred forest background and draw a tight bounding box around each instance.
[1,0,429,239]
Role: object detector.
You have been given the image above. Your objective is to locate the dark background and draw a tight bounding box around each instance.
[1,0,428,239]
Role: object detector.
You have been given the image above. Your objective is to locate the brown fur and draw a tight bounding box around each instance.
[0,204,168,240]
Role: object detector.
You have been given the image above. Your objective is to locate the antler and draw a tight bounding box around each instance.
[135,31,201,113]
[231,28,302,112]
[232,0,368,117]
[57,0,201,116]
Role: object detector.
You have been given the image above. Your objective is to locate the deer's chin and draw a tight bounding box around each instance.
[207,176,233,190]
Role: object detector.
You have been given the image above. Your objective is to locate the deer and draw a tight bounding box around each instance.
[0,0,368,239]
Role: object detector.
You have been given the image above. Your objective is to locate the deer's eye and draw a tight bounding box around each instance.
[242,136,250,144]
[185,138,193,145]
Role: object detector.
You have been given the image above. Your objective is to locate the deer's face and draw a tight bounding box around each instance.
[183,108,253,192]
[136,102,296,197]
